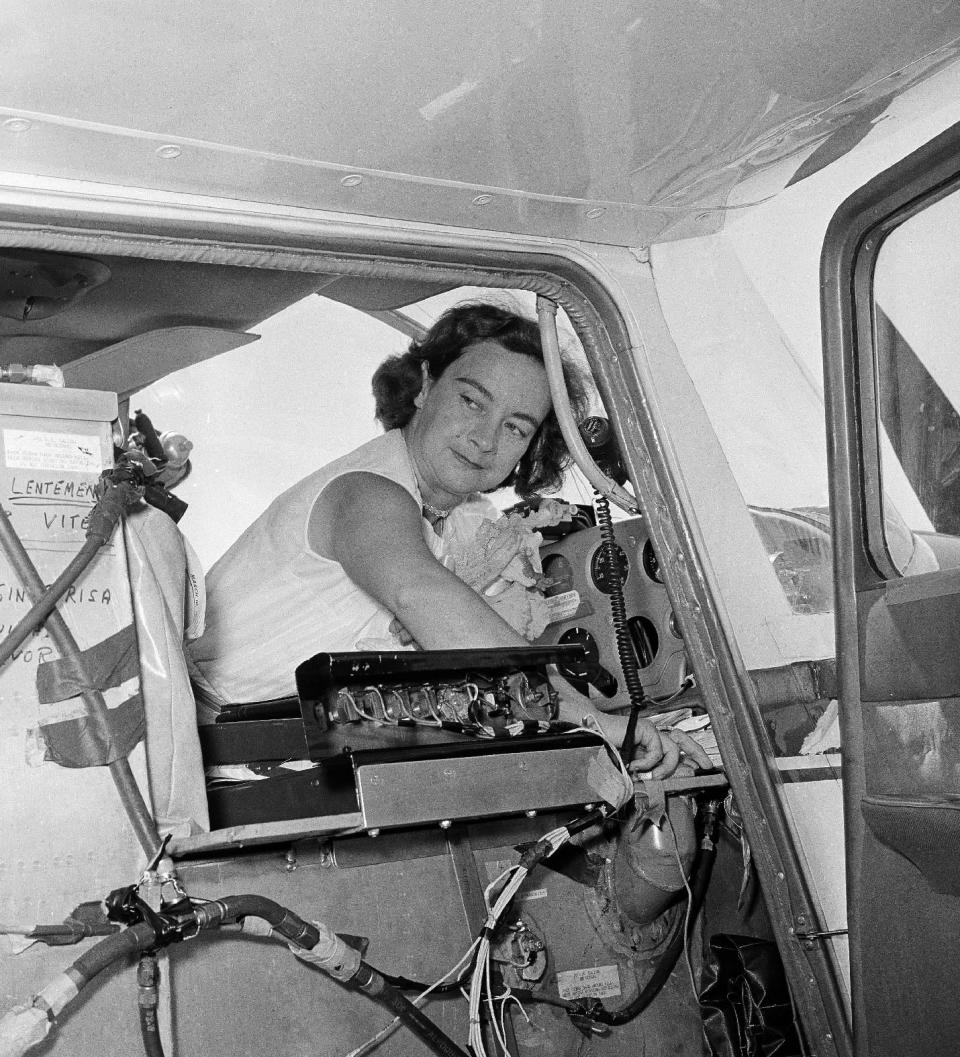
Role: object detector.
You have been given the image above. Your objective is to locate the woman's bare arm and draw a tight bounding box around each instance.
[309,472,704,775]
[310,471,527,650]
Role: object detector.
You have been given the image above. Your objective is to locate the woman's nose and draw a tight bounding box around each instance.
[468,420,497,454]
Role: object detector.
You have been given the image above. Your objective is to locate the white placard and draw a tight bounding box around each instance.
[544,589,581,623]
[556,964,622,1001]
[3,430,102,473]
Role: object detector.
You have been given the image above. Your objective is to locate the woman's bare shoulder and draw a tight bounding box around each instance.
[308,470,421,559]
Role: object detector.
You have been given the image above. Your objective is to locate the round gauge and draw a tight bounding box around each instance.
[641,539,662,583]
[556,627,599,680]
[590,542,629,594]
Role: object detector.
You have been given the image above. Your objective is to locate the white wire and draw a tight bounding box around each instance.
[341,936,481,1057]
[485,955,511,1056]
[569,717,634,807]
[666,813,699,1003]
[498,992,530,1053]
[468,825,575,1057]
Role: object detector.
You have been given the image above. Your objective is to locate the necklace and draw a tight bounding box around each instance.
[421,501,451,536]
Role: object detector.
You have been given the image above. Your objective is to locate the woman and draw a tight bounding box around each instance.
[189,302,699,777]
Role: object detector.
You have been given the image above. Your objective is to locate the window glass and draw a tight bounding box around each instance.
[135,295,401,570]
[875,189,960,575]
[133,286,600,571]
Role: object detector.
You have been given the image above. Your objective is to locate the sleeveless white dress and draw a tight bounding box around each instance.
[187,430,494,709]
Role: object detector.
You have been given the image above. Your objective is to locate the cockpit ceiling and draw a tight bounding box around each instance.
[0,249,456,365]
[2,1,960,246]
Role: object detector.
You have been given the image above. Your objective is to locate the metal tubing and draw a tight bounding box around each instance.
[535,295,638,513]
[0,507,160,860]
[0,538,101,667]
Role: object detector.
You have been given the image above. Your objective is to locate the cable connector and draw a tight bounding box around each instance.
[289,921,362,983]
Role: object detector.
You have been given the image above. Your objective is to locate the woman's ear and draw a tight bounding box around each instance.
[414,361,432,408]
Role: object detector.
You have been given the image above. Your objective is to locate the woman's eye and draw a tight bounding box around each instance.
[506,421,530,439]
[460,393,481,410]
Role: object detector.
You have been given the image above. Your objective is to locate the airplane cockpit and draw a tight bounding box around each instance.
[0,245,833,1056]
[6,4,960,1056]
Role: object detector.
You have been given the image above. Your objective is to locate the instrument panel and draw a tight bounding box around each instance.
[536,517,686,711]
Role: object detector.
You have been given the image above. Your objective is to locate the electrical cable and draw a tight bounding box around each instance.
[593,491,649,764]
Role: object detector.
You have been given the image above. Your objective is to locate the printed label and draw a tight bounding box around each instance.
[4,430,102,473]
[556,965,622,1001]
[544,589,581,623]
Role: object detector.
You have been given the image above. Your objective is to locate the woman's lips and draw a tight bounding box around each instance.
[452,450,485,470]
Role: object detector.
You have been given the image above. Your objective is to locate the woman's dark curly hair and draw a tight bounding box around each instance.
[372,301,588,496]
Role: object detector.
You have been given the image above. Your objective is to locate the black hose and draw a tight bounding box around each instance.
[216,894,320,949]
[68,922,157,988]
[138,954,165,1057]
[350,963,470,1057]
[30,896,469,1057]
[216,897,468,1057]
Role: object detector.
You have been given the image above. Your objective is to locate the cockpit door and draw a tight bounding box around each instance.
[822,121,960,1057]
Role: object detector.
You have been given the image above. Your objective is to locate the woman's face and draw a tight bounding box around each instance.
[404,340,552,509]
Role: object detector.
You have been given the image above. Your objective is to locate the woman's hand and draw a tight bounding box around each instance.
[627,719,713,780]
[554,680,711,780]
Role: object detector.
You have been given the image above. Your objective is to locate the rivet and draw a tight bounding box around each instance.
[367,828,380,838]
[156,144,182,159]
[585,207,605,219]
[439,819,452,830]
[472,193,494,206]
[340,174,363,187]
[777,871,785,881]
[525,810,537,818]
[3,118,31,133]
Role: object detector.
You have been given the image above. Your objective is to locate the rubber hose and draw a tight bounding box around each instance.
[351,963,470,1057]
[139,1005,165,1057]
[69,922,157,988]
[217,898,467,1057]
[138,954,165,1057]
[216,895,320,949]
